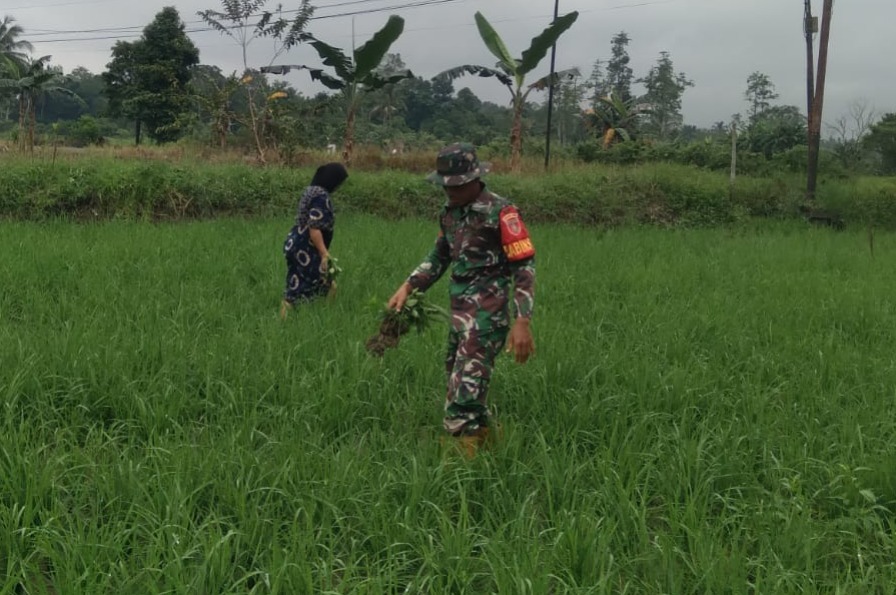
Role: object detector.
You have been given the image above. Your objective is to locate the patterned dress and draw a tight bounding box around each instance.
[282,185,334,303]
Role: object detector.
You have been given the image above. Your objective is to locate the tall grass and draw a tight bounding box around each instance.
[2,216,896,592]
[3,152,895,228]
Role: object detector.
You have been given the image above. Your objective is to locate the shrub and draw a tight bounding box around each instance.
[66,116,105,147]
[0,155,894,228]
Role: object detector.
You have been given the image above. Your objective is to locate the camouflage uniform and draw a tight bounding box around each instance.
[407,143,535,436]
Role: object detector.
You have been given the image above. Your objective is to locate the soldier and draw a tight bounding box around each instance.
[387,142,536,455]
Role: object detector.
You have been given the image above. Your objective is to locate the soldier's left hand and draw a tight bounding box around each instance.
[506,318,535,364]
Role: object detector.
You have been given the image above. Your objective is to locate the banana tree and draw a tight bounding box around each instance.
[191,67,242,148]
[262,15,411,165]
[583,92,651,148]
[437,11,579,172]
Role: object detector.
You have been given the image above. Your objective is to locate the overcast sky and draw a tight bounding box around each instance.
[3,0,893,130]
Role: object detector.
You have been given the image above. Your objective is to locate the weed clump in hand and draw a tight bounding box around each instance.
[365,290,447,357]
[324,256,342,298]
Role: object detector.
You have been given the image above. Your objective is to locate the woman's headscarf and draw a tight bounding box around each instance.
[311,162,348,193]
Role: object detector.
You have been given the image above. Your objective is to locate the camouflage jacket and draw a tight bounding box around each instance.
[407,186,535,330]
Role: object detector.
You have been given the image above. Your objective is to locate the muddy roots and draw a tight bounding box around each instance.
[365,315,411,357]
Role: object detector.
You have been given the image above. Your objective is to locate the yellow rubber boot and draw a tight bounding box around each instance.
[449,427,491,459]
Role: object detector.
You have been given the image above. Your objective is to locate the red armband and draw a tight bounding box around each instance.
[499,206,535,261]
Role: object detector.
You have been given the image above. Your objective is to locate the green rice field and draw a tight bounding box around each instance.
[2,215,896,593]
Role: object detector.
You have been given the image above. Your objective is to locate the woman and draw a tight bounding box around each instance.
[280,162,348,318]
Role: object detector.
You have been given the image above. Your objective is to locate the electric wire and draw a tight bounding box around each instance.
[22,0,673,43]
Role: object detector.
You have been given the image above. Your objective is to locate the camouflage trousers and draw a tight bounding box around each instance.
[443,325,509,436]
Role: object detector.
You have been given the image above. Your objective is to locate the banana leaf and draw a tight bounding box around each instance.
[518,12,579,76]
[473,12,517,74]
[308,38,353,81]
[353,15,405,81]
[436,64,513,90]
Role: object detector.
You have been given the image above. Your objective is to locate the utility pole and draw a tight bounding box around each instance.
[544,0,560,170]
[803,0,816,116]
[806,0,833,203]
[730,120,737,189]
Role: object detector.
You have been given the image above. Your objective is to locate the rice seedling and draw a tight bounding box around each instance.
[2,215,896,592]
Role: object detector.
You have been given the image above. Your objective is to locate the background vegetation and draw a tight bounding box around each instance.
[1,6,895,178]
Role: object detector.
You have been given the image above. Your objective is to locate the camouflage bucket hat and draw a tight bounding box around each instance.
[426,142,491,187]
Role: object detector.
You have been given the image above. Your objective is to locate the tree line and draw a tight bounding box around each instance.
[0,4,894,174]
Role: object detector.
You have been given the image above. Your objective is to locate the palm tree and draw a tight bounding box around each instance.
[0,15,32,122]
[437,11,579,173]
[0,55,73,152]
[262,15,412,165]
[0,15,32,73]
[369,83,401,126]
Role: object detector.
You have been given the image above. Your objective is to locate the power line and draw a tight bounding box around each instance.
[27,0,466,43]
[24,0,671,53]
[32,1,666,45]
[24,0,671,40]
[1,0,386,11]
[346,0,677,38]
[27,26,144,37]
[22,0,448,37]
[0,0,115,10]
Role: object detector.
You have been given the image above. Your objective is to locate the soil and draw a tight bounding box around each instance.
[365,314,411,357]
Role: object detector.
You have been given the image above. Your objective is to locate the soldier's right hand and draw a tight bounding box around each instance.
[387,282,412,311]
[506,318,535,364]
